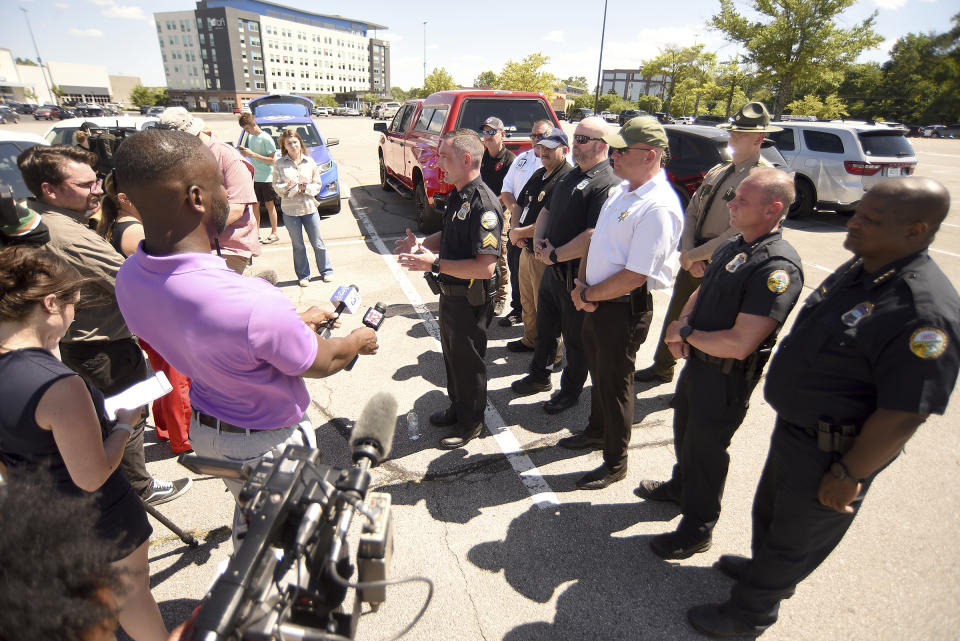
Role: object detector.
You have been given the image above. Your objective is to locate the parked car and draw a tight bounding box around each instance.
[694,114,730,127]
[374,89,561,231]
[556,111,568,121]
[43,116,161,147]
[568,107,594,123]
[0,131,47,200]
[0,107,19,124]
[239,93,341,214]
[312,106,330,117]
[618,109,649,126]
[766,120,917,217]
[903,125,924,138]
[343,107,361,117]
[660,125,787,211]
[672,116,694,125]
[929,124,960,138]
[74,104,105,118]
[379,102,401,120]
[147,106,165,116]
[33,105,62,120]
[6,102,35,115]
[600,110,618,123]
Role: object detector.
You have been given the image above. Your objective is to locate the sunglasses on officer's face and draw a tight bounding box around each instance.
[530,133,546,141]
[479,128,499,136]
[573,134,604,144]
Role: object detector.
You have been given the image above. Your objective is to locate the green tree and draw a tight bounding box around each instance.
[474,70,499,88]
[636,95,663,113]
[314,94,337,108]
[929,13,960,122]
[786,93,849,119]
[23,88,38,103]
[641,44,714,115]
[497,53,556,98]
[420,67,456,97]
[710,0,882,119]
[836,63,884,120]
[390,86,407,101]
[130,84,156,106]
[153,88,169,106]
[15,57,38,66]
[49,85,65,106]
[561,75,589,89]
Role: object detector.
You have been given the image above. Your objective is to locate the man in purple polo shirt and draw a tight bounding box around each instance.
[113,129,378,546]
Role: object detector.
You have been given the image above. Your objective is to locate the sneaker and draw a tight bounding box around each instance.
[299,278,310,287]
[143,477,192,506]
[320,274,332,283]
[263,233,280,244]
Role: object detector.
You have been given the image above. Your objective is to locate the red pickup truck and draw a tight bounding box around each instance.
[373,89,561,231]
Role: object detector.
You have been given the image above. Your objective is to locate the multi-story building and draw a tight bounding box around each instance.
[154,0,388,112]
[600,69,668,102]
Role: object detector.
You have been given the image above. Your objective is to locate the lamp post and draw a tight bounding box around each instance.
[592,0,608,113]
[21,8,54,105]
[423,21,427,86]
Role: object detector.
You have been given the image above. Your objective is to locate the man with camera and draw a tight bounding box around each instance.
[113,130,378,547]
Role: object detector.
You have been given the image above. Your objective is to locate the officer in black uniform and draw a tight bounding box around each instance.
[510,116,620,415]
[637,168,804,560]
[396,129,503,449]
[687,176,960,638]
[479,116,516,317]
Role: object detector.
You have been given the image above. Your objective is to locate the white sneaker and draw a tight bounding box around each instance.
[299,278,310,287]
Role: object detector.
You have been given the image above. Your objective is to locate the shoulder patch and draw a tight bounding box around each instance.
[481,232,498,249]
[767,269,790,294]
[480,211,499,230]
[909,327,948,359]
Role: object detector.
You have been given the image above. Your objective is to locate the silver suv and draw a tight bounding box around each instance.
[766,121,917,217]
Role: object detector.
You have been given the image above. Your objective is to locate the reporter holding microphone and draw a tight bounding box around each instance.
[111,130,378,550]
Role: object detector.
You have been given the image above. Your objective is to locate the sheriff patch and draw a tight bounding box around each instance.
[841,302,874,327]
[481,233,498,249]
[726,252,747,273]
[909,327,948,359]
[456,201,470,221]
[576,178,590,191]
[480,211,498,230]
[766,270,790,294]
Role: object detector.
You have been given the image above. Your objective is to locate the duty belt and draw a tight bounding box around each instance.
[782,418,859,454]
[438,281,477,296]
[689,346,745,374]
[193,409,250,434]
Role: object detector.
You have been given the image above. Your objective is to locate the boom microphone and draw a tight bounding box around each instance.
[321,284,361,338]
[345,302,387,371]
[349,392,397,466]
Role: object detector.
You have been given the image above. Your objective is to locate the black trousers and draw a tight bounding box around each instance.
[649,268,701,374]
[582,301,651,472]
[60,338,153,496]
[530,267,587,396]
[508,243,522,315]
[438,294,493,429]
[726,419,883,626]
[669,357,755,539]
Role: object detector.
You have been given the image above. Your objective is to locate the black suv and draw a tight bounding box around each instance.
[662,125,787,210]
[618,109,649,126]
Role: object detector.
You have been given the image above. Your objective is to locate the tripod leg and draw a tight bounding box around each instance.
[142,499,199,547]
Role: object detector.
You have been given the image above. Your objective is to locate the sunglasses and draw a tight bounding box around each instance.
[573,134,604,145]
[611,145,657,156]
[479,128,499,136]
[530,132,546,141]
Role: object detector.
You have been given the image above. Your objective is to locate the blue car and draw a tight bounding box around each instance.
[238,94,341,214]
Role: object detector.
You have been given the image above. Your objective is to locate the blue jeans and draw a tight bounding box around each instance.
[284,212,333,280]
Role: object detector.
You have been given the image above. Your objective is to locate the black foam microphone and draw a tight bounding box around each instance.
[349,392,397,467]
[344,302,387,371]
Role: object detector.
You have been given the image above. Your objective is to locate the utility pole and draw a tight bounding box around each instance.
[21,8,54,105]
[423,21,427,86]
[593,0,608,113]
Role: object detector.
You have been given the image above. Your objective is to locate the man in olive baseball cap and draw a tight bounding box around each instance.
[603,116,669,151]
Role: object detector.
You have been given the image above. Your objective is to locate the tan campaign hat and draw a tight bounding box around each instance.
[718,102,782,133]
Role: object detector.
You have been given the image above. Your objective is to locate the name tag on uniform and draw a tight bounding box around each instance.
[456,201,470,221]
[576,178,590,190]
[519,206,529,224]
[725,252,747,272]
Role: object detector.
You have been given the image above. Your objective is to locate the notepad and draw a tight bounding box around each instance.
[103,371,173,421]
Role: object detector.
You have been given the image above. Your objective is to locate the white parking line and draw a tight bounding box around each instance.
[803,261,835,274]
[930,247,960,259]
[351,198,560,508]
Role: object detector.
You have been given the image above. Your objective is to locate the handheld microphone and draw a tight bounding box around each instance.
[321,284,361,338]
[344,302,387,371]
[349,391,397,467]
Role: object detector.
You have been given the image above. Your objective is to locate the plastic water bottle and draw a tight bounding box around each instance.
[406,410,420,441]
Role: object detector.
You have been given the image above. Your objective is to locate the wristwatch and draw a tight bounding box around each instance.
[830,461,863,485]
[431,257,440,275]
[549,248,559,264]
[679,324,694,343]
[580,286,591,304]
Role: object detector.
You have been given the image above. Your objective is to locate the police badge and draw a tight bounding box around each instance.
[456,201,470,221]
[725,252,747,272]
[840,302,874,327]
[537,191,545,202]
[576,178,590,190]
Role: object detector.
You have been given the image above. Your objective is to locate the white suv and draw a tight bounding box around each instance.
[766,121,917,217]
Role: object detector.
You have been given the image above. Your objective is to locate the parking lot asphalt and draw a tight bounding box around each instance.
[5,115,959,640]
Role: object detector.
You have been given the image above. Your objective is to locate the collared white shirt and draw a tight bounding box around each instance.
[585,169,683,290]
[500,148,542,197]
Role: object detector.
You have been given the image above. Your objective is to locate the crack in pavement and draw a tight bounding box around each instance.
[435,498,490,641]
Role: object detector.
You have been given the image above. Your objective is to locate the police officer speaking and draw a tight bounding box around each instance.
[687,176,960,638]
[636,102,780,385]
[396,129,503,449]
[638,168,804,561]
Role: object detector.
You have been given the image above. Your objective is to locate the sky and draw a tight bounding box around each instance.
[0,0,955,91]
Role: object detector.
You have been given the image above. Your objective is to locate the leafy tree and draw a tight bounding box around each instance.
[497,53,556,98]
[153,88,169,107]
[314,94,337,108]
[561,76,589,89]
[15,57,38,66]
[636,95,663,113]
[641,44,714,115]
[130,84,156,106]
[835,63,883,119]
[49,85,65,106]
[785,93,849,119]
[474,70,499,88]
[23,88,38,103]
[929,12,960,122]
[389,86,407,101]
[710,0,882,118]
[420,68,457,97]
